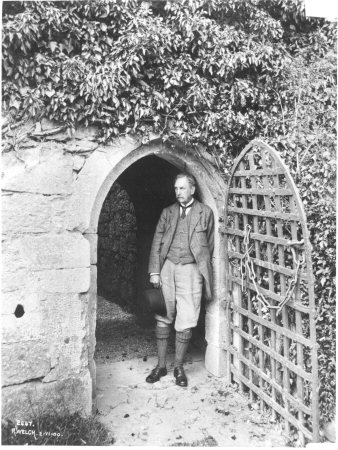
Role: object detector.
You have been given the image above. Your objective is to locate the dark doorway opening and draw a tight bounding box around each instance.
[97,182,137,308]
[95,155,206,365]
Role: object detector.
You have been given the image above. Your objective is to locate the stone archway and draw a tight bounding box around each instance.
[104,155,180,313]
[67,136,229,402]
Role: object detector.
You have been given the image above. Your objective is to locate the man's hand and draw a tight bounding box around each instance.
[150,274,161,288]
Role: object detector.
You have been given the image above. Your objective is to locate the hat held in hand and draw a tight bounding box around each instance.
[143,287,167,317]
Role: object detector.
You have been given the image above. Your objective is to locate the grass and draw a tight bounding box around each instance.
[1,412,113,446]
[171,435,218,446]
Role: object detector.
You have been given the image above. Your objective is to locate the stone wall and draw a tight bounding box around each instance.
[1,121,98,419]
[1,123,227,421]
[97,183,137,310]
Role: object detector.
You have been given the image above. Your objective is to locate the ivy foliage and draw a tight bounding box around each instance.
[270,47,336,426]
[2,0,336,425]
[2,1,335,155]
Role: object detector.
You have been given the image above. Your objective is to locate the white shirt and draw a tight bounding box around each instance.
[179,197,194,217]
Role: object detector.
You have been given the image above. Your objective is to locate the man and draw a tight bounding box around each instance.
[146,172,214,387]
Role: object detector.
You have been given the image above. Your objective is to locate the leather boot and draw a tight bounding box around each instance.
[174,329,192,387]
[146,366,167,383]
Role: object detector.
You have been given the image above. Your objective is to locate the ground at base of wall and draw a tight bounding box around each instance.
[95,351,289,447]
[95,295,173,363]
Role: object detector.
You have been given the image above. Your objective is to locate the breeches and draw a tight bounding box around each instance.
[155,259,203,331]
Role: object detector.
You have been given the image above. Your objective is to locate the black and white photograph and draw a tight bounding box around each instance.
[1,0,337,447]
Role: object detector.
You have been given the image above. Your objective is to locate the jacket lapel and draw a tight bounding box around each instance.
[188,200,202,238]
[167,202,180,243]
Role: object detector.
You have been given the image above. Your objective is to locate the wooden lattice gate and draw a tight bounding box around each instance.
[223,140,319,443]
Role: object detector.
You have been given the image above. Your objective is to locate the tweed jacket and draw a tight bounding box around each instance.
[148,200,214,300]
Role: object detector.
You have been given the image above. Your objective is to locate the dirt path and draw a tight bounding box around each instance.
[94,296,288,446]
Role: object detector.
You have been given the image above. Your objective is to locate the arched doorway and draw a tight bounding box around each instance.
[67,137,228,399]
[95,155,210,367]
[105,155,181,313]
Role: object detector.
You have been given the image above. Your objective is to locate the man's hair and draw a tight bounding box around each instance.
[175,172,196,188]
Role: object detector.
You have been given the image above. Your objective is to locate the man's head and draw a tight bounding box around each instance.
[174,173,196,205]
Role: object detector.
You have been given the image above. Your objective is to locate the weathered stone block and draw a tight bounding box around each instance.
[34,268,91,293]
[2,370,92,420]
[42,338,86,381]
[206,296,225,316]
[80,282,97,351]
[2,233,90,271]
[1,268,28,292]
[205,311,227,347]
[1,290,41,315]
[1,152,25,181]
[1,192,71,235]
[50,195,69,231]
[2,193,52,235]
[2,144,73,194]
[2,310,43,343]
[16,147,41,167]
[65,140,98,153]
[2,261,90,296]
[40,292,87,372]
[45,132,69,142]
[102,136,141,166]
[2,291,89,383]
[73,154,86,171]
[2,341,51,386]
[84,233,97,265]
[40,292,84,329]
[89,265,97,293]
[205,343,228,378]
[66,151,113,233]
[89,359,97,399]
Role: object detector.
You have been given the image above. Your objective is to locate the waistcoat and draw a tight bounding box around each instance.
[167,215,195,265]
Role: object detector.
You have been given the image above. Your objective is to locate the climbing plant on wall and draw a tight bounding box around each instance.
[2,1,335,154]
[268,48,337,424]
[2,0,336,425]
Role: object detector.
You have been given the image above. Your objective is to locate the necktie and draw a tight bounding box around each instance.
[181,201,194,218]
[181,205,188,219]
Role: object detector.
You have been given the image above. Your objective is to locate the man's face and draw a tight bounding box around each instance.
[175,176,195,205]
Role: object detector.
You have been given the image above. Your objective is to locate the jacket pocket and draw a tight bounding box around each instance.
[195,225,208,246]
[195,223,208,232]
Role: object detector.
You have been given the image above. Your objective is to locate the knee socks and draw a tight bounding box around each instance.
[174,329,192,369]
[155,325,170,368]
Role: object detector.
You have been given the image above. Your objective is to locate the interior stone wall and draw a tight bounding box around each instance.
[97,182,137,309]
